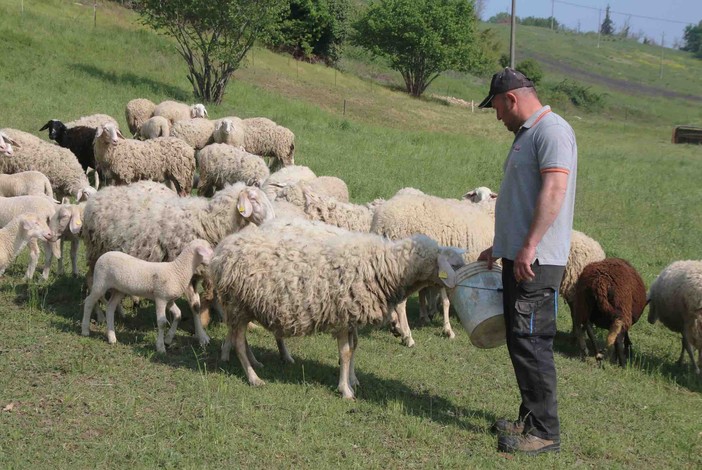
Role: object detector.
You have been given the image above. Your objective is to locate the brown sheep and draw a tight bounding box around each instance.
[573,258,647,367]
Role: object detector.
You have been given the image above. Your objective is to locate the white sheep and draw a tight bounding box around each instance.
[295,185,376,232]
[370,192,495,345]
[65,114,118,129]
[261,165,317,201]
[153,100,207,124]
[196,144,270,196]
[462,186,498,203]
[0,171,54,199]
[0,129,96,201]
[93,123,196,196]
[241,117,295,170]
[0,214,53,278]
[82,180,275,346]
[49,199,85,276]
[648,260,702,375]
[0,195,61,280]
[306,176,349,203]
[210,219,465,398]
[170,118,216,150]
[212,117,246,147]
[82,239,214,352]
[125,98,157,135]
[135,116,171,140]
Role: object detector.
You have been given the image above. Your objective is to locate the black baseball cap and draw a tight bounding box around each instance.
[478,67,535,109]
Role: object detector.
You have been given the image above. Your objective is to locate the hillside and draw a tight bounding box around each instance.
[0,1,700,468]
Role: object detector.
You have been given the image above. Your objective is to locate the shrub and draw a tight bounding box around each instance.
[515,58,543,85]
[548,79,606,111]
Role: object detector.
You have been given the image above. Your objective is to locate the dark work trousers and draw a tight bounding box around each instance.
[501,258,565,441]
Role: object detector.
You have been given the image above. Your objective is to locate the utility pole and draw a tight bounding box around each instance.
[659,32,665,79]
[550,0,555,31]
[509,0,517,68]
[597,9,602,48]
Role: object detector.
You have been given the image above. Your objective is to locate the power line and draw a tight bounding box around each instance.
[554,0,693,25]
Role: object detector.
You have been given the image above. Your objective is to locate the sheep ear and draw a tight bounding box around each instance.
[69,213,82,234]
[39,121,51,132]
[203,109,208,117]
[4,136,20,148]
[437,254,459,289]
[462,190,476,200]
[116,128,126,140]
[213,121,222,132]
[76,189,84,201]
[490,192,498,199]
[237,191,253,218]
[94,126,104,138]
[61,197,70,205]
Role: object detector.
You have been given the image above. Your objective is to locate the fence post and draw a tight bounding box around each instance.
[343,99,346,116]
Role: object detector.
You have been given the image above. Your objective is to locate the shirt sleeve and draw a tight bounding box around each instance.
[533,122,576,173]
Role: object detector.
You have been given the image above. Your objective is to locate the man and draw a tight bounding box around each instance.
[477,68,577,455]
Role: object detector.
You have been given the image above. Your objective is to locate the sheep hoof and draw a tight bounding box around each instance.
[402,337,416,348]
[81,328,90,337]
[107,332,117,344]
[197,334,211,347]
[444,330,456,340]
[156,344,167,354]
[249,377,266,387]
[280,355,295,365]
[340,389,356,400]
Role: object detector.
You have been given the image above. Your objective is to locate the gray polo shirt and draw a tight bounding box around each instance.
[492,105,577,266]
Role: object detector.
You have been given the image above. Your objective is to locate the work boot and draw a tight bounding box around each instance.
[490,418,525,435]
[497,433,560,455]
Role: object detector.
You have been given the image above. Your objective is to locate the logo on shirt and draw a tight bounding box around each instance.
[513,144,521,152]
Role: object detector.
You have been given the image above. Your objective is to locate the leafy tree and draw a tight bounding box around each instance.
[521,16,559,29]
[681,20,702,58]
[600,5,615,36]
[487,12,512,24]
[136,0,287,104]
[352,0,486,97]
[269,0,351,65]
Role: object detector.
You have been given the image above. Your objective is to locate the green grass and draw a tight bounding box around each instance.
[1,1,701,468]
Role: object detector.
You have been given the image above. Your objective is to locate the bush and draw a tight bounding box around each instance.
[547,79,606,111]
[515,58,543,85]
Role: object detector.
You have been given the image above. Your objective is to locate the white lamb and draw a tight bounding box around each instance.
[0,214,53,277]
[153,100,207,124]
[210,219,465,399]
[648,260,702,375]
[48,199,85,276]
[135,116,171,140]
[82,239,214,353]
[125,98,157,135]
[0,171,54,198]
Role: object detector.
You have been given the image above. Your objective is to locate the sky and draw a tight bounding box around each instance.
[481,0,702,48]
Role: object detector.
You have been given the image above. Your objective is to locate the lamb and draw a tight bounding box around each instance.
[647,260,702,375]
[126,98,157,135]
[170,118,216,150]
[212,118,245,147]
[82,180,275,346]
[210,219,465,398]
[573,258,648,367]
[196,144,270,196]
[153,100,207,124]
[370,192,495,346]
[82,239,214,352]
[462,186,498,203]
[39,121,100,189]
[93,123,196,196]
[0,171,54,198]
[0,129,96,201]
[0,214,53,278]
[241,117,295,170]
[65,114,118,129]
[48,199,85,276]
[135,116,170,140]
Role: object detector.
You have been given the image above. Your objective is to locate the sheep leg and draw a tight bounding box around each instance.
[57,239,66,275]
[154,299,170,353]
[245,339,264,369]
[105,292,125,345]
[585,322,601,363]
[418,289,431,324]
[681,330,699,373]
[234,324,265,386]
[615,333,627,367]
[394,300,415,348]
[568,299,577,340]
[348,326,359,389]
[164,302,181,346]
[276,336,294,364]
[601,318,625,365]
[70,238,79,276]
[221,328,234,362]
[40,239,55,280]
[186,280,210,347]
[24,239,40,280]
[676,336,687,366]
[440,288,455,339]
[82,287,107,336]
[336,330,355,400]
[573,320,589,359]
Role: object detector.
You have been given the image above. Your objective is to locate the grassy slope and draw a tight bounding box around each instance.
[0,1,701,468]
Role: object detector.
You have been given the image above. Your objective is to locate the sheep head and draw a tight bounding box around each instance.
[191,104,208,118]
[0,133,20,156]
[462,186,497,203]
[237,186,275,226]
[95,122,125,146]
[39,119,65,141]
[20,214,53,243]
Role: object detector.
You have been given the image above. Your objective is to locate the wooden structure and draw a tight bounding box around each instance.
[672,126,702,144]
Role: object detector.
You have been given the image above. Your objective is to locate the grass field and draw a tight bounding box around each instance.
[0,1,701,468]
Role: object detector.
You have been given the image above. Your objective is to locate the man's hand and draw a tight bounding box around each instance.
[514,245,536,282]
[478,246,495,270]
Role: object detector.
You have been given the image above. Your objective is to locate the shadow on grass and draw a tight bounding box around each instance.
[68,63,190,101]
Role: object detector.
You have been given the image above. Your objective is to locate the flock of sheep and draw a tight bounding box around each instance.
[0,97,700,400]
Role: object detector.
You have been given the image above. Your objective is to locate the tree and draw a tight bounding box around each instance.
[681,20,702,58]
[352,0,486,97]
[600,5,615,36]
[488,12,512,24]
[136,0,287,104]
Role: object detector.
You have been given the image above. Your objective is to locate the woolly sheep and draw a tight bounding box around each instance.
[261,165,317,201]
[0,214,53,278]
[135,116,171,140]
[0,195,61,280]
[306,176,349,203]
[65,114,118,129]
[573,258,647,366]
[0,171,54,198]
[370,192,495,345]
[39,121,100,189]
[153,100,207,124]
[210,219,465,398]
[0,129,96,201]
[82,180,275,346]
[126,98,157,135]
[241,117,295,170]
[170,118,216,150]
[212,117,246,147]
[82,239,214,352]
[296,185,376,232]
[462,186,498,203]
[196,144,270,197]
[93,123,196,196]
[648,260,702,375]
[49,199,85,276]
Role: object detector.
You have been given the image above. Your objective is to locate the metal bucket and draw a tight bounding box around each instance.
[449,261,505,349]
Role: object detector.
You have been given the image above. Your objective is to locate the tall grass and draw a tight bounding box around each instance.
[0,1,700,468]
